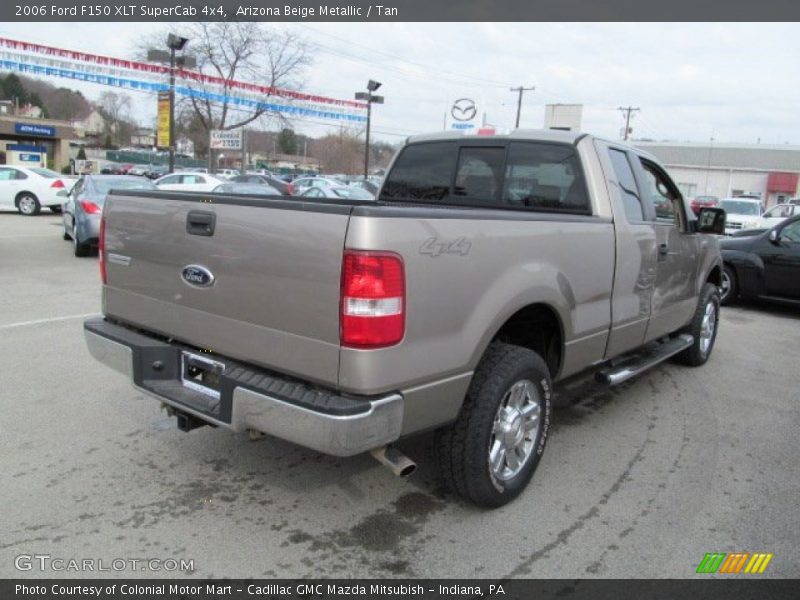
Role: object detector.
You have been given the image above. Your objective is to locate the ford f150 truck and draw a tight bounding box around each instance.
[84,130,725,507]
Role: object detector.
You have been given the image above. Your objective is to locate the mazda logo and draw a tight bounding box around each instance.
[451,98,477,122]
[181,265,215,288]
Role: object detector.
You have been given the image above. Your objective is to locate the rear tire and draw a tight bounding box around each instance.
[16,193,41,216]
[72,223,90,257]
[720,264,738,306]
[435,342,551,508]
[674,283,720,367]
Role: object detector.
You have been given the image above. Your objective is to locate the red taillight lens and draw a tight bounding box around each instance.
[340,251,405,348]
[98,214,107,284]
[50,179,65,189]
[79,200,102,214]
[286,183,294,195]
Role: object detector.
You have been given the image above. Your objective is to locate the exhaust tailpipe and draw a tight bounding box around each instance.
[370,446,417,478]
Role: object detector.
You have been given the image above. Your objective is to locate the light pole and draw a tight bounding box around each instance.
[148,35,193,174]
[166,34,188,174]
[355,80,384,179]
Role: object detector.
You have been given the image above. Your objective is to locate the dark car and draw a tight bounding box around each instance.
[146,165,169,180]
[720,214,800,305]
[61,175,156,256]
[229,174,293,195]
[100,162,125,175]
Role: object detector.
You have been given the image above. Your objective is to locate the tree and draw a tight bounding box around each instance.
[97,91,132,145]
[278,128,298,155]
[312,128,365,174]
[48,87,91,121]
[0,73,28,104]
[135,24,310,141]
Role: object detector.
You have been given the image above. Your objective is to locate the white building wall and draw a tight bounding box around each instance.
[663,166,769,201]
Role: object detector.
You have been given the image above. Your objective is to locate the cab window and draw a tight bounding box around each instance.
[502,142,590,212]
[639,158,685,229]
[607,149,644,222]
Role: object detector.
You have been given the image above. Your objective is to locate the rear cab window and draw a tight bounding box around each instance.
[380,140,590,214]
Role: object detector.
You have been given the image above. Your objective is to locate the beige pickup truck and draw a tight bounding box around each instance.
[84,130,725,507]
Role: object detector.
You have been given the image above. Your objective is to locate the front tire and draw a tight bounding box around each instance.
[16,193,41,216]
[674,283,720,367]
[720,264,738,306]
[435,342,551,508]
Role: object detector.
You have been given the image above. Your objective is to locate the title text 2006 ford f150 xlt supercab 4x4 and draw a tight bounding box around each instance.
[84,130,726,507]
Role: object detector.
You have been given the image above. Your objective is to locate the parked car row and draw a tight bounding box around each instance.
[690,194,800,234]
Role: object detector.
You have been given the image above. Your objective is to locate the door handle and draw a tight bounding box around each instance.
[186,211,215,236]
[658,243,669,256]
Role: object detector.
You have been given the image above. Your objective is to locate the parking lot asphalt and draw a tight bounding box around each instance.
[1,211,798,579]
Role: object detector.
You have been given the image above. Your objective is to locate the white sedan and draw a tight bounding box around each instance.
[0,165,73,215]
[153,173,224,192]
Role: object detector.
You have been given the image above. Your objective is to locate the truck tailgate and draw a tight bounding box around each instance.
[102,191,350,387]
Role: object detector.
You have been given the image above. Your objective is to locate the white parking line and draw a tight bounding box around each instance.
[0,313,100,330]
[0,234,60,239]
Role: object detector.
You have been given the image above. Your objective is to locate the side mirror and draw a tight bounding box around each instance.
[696,207,726,235]
[769,229,779,243]
[56,189,68,198]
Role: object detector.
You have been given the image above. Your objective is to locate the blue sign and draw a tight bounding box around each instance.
[15,123,55,137]
[19,153,42,162]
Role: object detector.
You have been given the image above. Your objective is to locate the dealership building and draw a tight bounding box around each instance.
[634,141,800,208]
[0,115,75,171]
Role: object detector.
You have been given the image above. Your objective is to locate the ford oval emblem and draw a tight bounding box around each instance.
[181,265,215,287]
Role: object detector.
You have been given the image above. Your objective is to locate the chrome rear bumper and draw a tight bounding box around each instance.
[84,318,403,456]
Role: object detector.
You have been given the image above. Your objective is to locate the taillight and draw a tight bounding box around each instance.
[98,213,107,284]
[79,200,102,214]
[50,179,65,189]
[286,183,294,195]
[340,250,405,348]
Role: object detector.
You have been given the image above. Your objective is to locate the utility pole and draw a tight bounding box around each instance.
[509,86,535,128]
[617,106,640,141]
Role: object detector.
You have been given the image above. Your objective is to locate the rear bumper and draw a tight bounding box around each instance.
[84,317,403,456]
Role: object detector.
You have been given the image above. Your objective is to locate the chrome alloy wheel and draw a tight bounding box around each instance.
[488,379,542,482]
[18,195,37,215]
[699,301,717,356]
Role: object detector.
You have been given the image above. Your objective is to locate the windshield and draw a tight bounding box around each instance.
[720,200,761,216]
[94,179,156,193]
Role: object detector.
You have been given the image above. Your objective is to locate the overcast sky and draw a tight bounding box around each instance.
[2,22,798,145]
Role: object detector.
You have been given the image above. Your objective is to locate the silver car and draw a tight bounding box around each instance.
[61,175,156,256]
[301,184,374,201]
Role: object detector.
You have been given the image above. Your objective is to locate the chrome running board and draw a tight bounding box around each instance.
[596,334,694,386]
